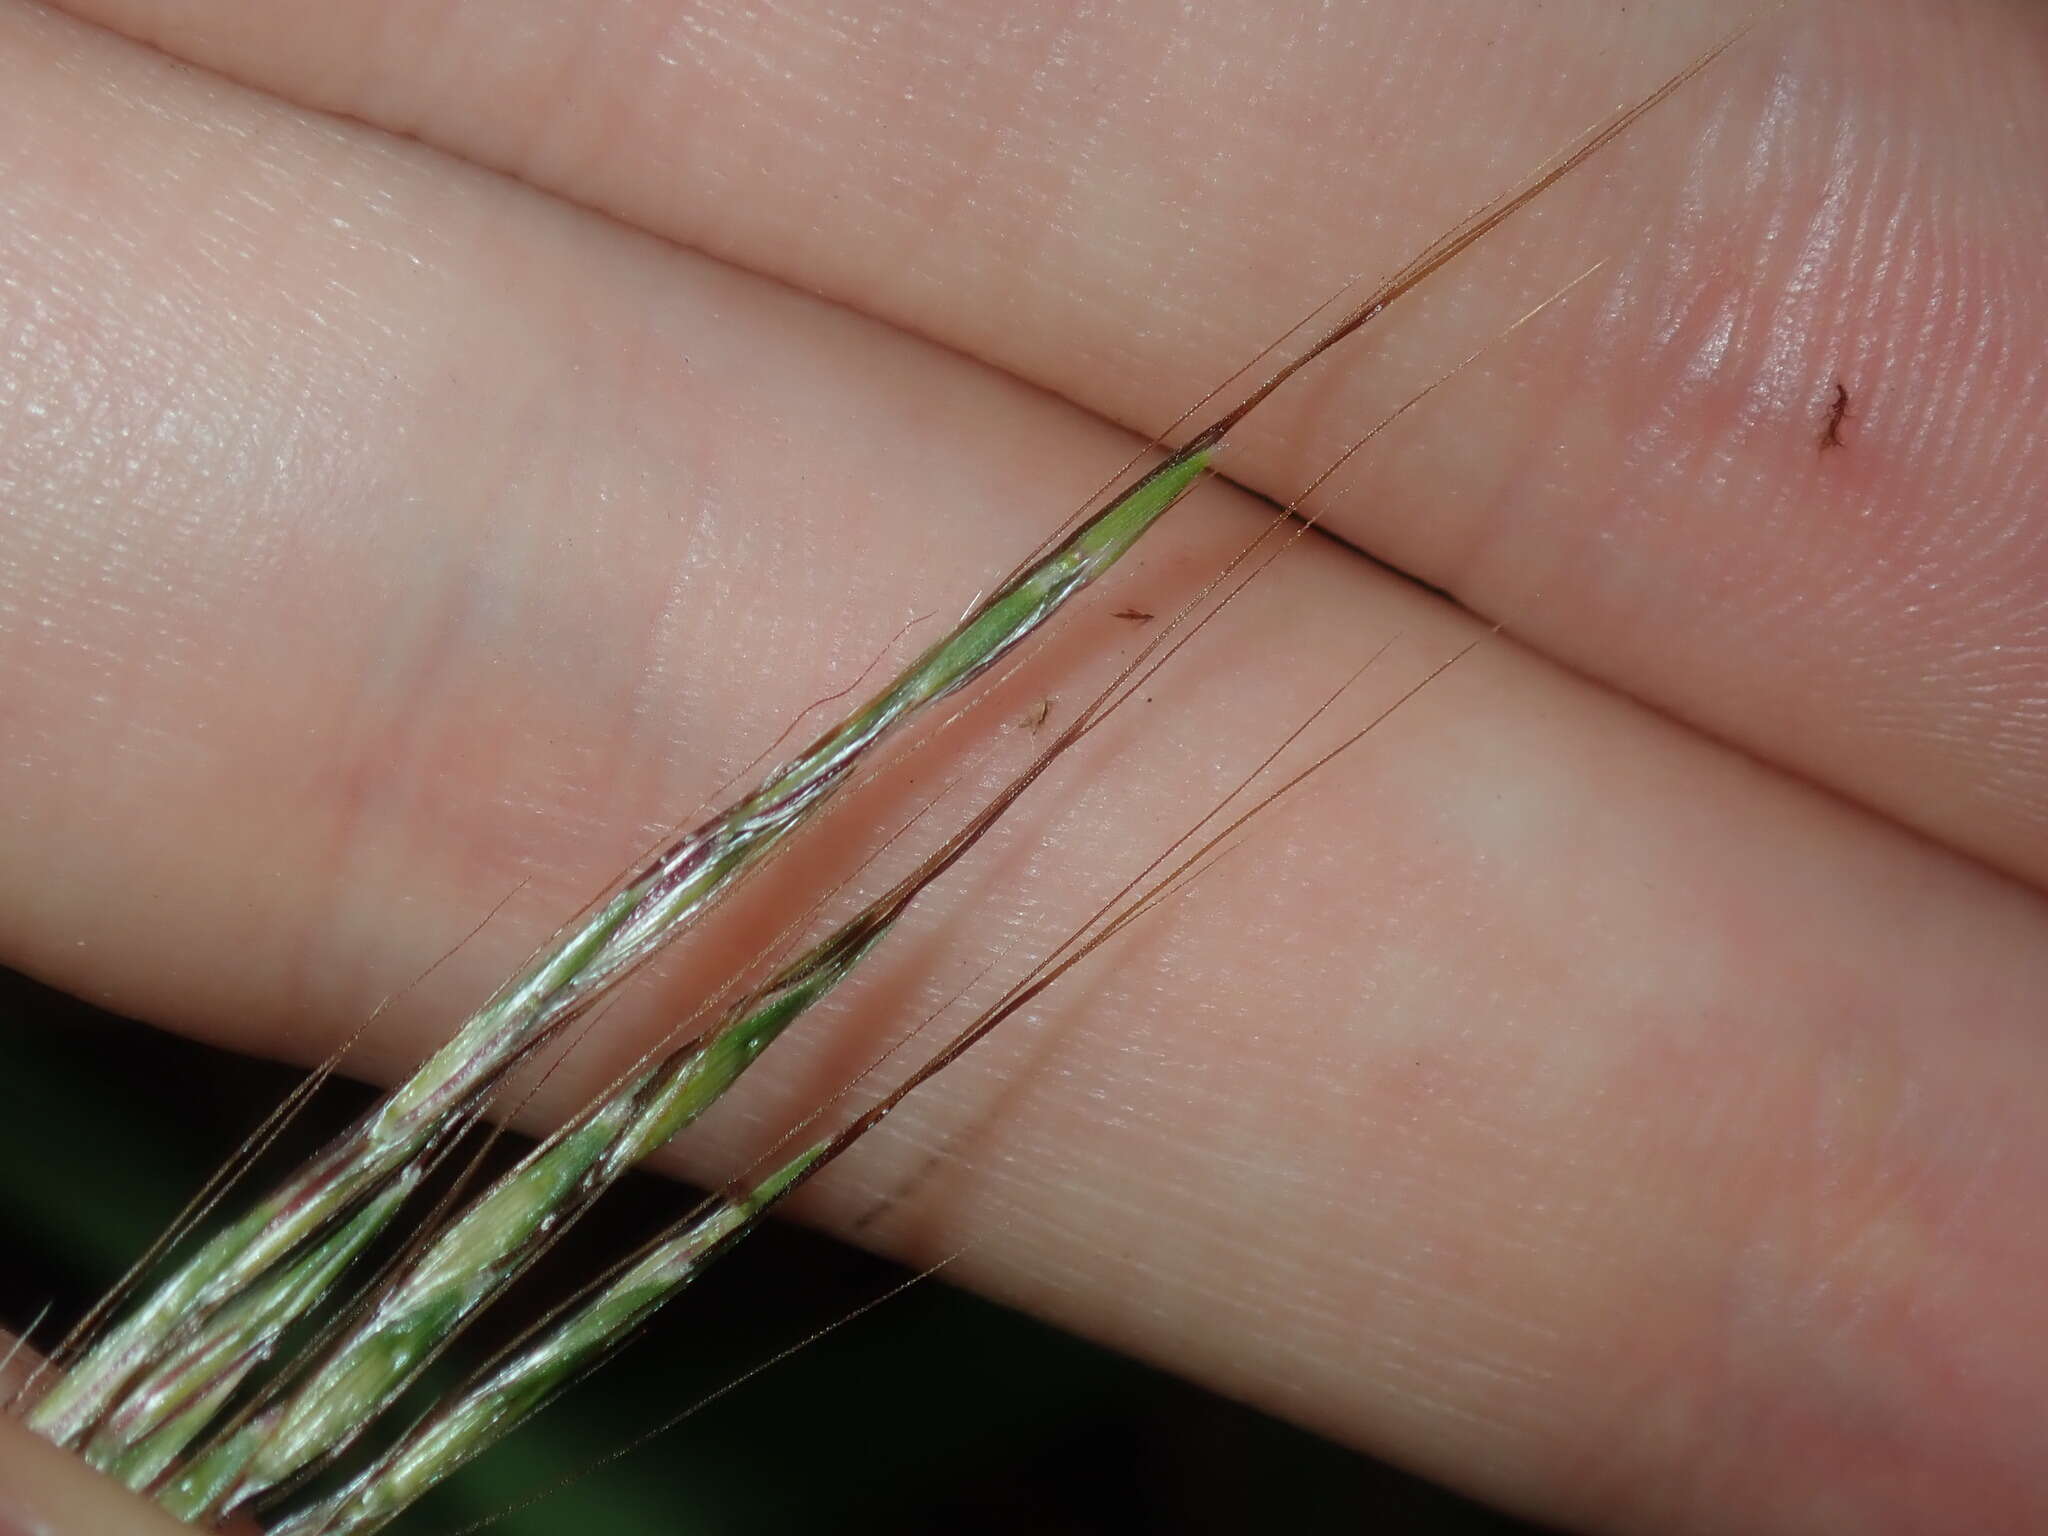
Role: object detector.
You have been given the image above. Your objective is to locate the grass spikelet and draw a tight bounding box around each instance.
[23,443,1214,1450]
[81,1181,418,1492]
[269,633,1476,1536]
[257,1147,826,1536]
[9,16,1776,1528]
[172,907,898,1514]
[154,408,1364,1516]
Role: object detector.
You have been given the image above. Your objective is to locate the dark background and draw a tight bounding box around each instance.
[0,966,1544,1535]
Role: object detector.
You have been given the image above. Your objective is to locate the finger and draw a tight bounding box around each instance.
[4,10,2047,1535]
[39,0,2048,890]
[0,1342,262,1536]
[0,1407,198,1536]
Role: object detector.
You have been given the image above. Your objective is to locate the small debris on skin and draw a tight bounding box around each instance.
[1820,379,1852,451]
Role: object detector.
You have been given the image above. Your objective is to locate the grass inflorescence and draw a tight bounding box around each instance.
[6,18,1769,1531]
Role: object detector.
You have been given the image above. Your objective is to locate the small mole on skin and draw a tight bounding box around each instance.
[1112,608,1154,623]
[1820,379,1852,451]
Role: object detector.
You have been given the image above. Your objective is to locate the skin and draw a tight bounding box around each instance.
[0,1354,251,1535]
[0,1409,198,1536]
[1,0,2045,1531]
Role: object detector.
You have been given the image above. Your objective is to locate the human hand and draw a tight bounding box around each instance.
[3,2,2045,1532]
